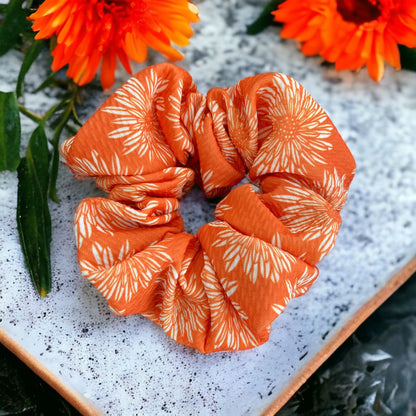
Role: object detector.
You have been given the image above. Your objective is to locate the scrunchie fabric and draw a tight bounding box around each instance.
[61,63,355,353]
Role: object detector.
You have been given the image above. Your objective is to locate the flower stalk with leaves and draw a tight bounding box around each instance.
[0,0,82,297]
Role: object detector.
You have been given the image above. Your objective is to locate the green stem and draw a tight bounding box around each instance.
[247,0,284,35]
[65,123,78,136]
[48,86,78,202]
[18,105,43,124]
[42,99,69,124]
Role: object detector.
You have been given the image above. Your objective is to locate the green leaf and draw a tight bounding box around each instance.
[0,91,21,171]
[16,40,43,97]
[0,0,31,56]
[16,126,51,297]
[28,125,50,196]
[399,45,416,72]
[247,0,284,35]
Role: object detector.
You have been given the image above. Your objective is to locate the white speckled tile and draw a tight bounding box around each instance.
[1,1,416,415]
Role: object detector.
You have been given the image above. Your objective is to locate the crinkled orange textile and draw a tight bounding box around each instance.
[61,63,355,353]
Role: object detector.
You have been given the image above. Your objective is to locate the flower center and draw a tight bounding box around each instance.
[336,0,382,24]
[97,0,147,19]
[277,116,299,142]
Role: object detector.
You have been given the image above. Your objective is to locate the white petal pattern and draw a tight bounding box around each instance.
[227,83,258,168]
[211,222,296,284]
[252,74,333,176]
[271,179,341,259]
[103,68,175,164]
[161,79,196,158]
[201,254,259,350]
[72,151,130,177]
[158,265,209,344]
[80,241,173,303]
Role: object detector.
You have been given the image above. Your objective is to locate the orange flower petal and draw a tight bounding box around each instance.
[366,32,385,82]
[272,0,416,81]
[124,31,148,62]
[67,54,89,84]
[29,0,198,89]
[51,43,70,71]
[56,12,76,45]
[100,51,117,90]
[77,51,103,86]
[301,37,324,56]
[29,0,68,18]
[383,33,401,69]
[117,48,133,75]
[142,31,184,61]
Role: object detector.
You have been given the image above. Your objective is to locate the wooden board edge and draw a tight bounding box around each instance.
[262,254,416,416]
[0,328,103,416]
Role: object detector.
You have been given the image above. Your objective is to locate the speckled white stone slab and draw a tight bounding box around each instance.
[1,1,416,415]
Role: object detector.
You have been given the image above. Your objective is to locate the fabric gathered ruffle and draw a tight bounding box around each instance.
[61,63,356,353]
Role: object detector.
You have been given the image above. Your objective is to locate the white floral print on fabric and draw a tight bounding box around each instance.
[211,222,296,284]
[79,240,173,304]
[103,68,175,164]
[252,74,333,176]
[201,254,259,350]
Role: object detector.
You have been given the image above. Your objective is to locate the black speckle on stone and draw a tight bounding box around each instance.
[356,233,373,244]
[82,327,88,333]
[322,330,330,340]
[335,303,350,314]
[299,351,308,360]
[366,364,374,373]
[395,254,405,264]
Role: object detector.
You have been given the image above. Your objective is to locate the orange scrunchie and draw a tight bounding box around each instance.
[61,63,355,353]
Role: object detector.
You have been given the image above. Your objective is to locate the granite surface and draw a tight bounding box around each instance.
[0,0,416,415]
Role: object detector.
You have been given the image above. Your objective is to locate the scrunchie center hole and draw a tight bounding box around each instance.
[179,176,252,235]
[179,185,217,235]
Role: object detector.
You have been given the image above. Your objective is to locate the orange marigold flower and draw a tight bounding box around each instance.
[272,0,416,81]
[29,0,199,89]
